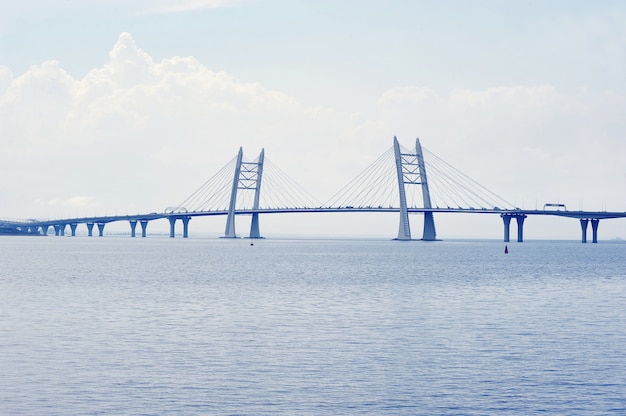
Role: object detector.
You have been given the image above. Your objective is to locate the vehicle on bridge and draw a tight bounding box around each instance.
[543,203,567,211]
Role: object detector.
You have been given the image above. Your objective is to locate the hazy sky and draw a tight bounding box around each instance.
[1,0,626,239]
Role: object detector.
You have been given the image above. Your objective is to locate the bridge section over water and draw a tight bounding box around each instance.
[3,138,625,242]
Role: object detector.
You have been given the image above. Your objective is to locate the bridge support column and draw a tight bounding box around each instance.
[169,217,177,238]
[501,214,526,242]
[580,219,588,243]
[41,225,49,236]
[422,212,436,241]
[391,137,438,241]
[516,215,526,242]
[415,139,436,241]
[69,223,78,236]
[501,214,512,242]
[591,219,599,243]
[393,137,411,240]
[182,217,190,238]
[140,220,148,237]
[249,149,265,239]
[97,223,105,237]
[59,224,66,236]
[224,147,244,238]
[129,220,137,238]
[249,214,262,239]
[87,223,94,237]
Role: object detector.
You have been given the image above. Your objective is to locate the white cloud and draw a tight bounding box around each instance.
[0,33,360,220]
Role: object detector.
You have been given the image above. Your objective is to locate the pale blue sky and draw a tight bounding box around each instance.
[3,0,625,110]
[1,0,626,238]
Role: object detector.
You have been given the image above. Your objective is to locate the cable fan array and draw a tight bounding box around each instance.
[259,159,320,209]
[322,147,400,209]
[173,155,320,213]
[173,155,239,212]
[323,143,515,211]
[422,148,515,210]
[173,142,514,213]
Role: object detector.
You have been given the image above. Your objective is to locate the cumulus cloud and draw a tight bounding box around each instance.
[1,32,625,237]
[0,33,360,220]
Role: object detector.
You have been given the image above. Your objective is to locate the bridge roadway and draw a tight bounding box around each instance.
[3,207,626,243]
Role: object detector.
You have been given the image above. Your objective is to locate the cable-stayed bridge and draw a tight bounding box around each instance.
[2,137,625,243]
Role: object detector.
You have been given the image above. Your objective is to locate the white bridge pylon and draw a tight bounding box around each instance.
[174,146,320,238]
[321,137,515,240]
[394,137,436,241]
[223,147,265,238]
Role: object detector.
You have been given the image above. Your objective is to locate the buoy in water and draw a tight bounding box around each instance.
[504,245,508,254]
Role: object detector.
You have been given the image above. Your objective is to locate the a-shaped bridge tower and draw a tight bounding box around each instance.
[224,147,265,238]
[394,137,437,241]
[173,145,318,239]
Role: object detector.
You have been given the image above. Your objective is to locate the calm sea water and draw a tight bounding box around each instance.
[1,236,625,415]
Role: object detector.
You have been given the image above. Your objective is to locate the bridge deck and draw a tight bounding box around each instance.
[4,207,626,230]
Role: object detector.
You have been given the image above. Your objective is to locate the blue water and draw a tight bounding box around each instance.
[1,236,625,415]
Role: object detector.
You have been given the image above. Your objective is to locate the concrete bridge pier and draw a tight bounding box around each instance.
[422,212,437,241]
[168,216,190,238]
[249,213,261,239]
[169,217,176,238]
[54,224,66,236]
[140,220,149,237]
[516,215,526,242]
[501,213,526,242]
[41,225,49,236]
[97,223,105,237]
[69,223,78,236]
[591,219,599,243]
[182,217,190,238]
[501,214,512,242]
[87,223,94,237]
[129,220,137,237]
[580,219,588,243]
